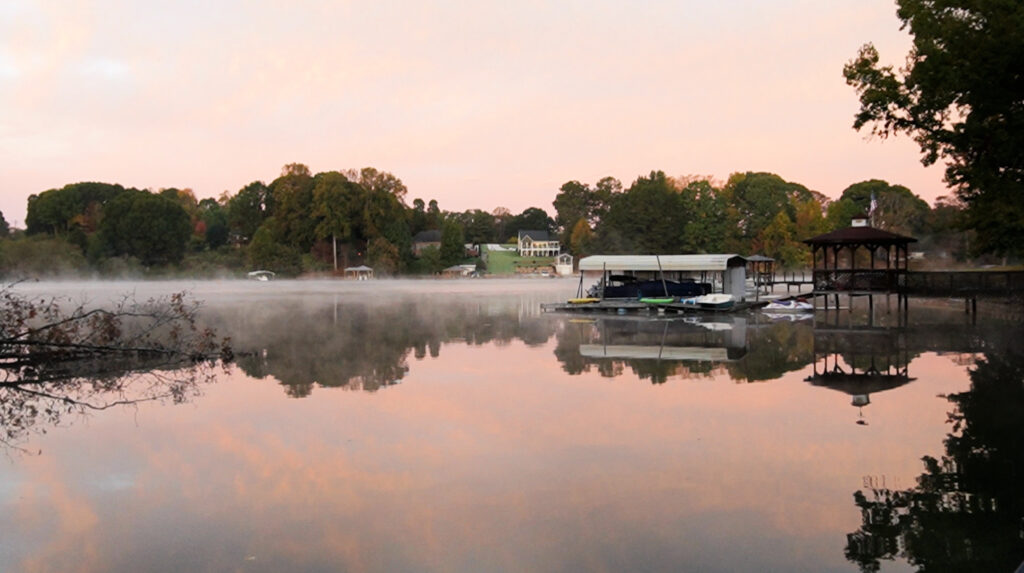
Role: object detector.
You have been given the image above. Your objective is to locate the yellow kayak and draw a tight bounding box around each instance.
[568,297,601,304]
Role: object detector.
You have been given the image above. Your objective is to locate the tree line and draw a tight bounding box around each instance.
[554,170,966,267]
[0,161,979,277]
[1,163,560,277]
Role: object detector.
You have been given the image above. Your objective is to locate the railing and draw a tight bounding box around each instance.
[905,271,1024,298]
[808,269,1024,299]
[812,269,905,292]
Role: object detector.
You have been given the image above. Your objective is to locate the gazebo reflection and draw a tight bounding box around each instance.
[805,321,914,424]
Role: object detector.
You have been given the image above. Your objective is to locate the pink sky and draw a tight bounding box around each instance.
[0,1,947,227]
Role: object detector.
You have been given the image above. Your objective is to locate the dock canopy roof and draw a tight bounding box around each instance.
[578,254,746,272]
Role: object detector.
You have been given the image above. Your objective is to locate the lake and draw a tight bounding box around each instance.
[1,278,1022,572]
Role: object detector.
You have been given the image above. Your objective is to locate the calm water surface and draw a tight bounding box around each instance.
[1,279,1022,572]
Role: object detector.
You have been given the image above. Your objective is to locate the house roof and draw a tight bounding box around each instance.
[344,265,374,272]
[803,225,917,245]
[518,230,550,241]
[578,254,746,272]
[413,229,442,243]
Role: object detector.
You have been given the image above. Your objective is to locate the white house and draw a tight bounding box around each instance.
[517,230,560,257]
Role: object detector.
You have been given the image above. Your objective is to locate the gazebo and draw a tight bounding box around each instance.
[344,265,374,280]
[803,215,917,313]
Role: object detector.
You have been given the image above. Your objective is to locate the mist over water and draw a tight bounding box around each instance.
[1,278,1021,572]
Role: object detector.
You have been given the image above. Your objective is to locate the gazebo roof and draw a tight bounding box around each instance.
[803,225,917,246]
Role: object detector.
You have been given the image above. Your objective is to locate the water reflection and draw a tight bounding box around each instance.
[845,342,1024,572]
[0,363,218,453]
[218,296,560,397]
[5,280,1024,572]
[552,315,818,384]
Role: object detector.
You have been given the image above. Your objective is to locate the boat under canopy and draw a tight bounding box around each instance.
[578,254,748,302]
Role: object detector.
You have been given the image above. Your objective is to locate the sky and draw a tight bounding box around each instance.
[0,0,949,228]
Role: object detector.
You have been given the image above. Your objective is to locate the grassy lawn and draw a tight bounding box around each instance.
[482,247,554,275]
[483,248,517,274]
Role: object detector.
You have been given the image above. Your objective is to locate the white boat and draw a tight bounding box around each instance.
[763,297,813,312]
[679,293,735,310]
[247,270,276,281]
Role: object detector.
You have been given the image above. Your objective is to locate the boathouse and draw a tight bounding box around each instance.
[803,215,916,312]
[578,254,748,301]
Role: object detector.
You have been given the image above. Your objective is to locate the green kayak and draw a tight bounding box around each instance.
[639,297,675,304]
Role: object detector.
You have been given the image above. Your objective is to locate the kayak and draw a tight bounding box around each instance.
[639,297,675,304]
[568,297,601,304]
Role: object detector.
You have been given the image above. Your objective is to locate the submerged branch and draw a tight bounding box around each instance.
[0,286,233,453]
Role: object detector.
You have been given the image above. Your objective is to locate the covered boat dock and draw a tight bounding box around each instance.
[542,254,761,314]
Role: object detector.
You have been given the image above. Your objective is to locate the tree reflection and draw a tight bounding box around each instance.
[845,346,1024,572]
[222,298,559,397]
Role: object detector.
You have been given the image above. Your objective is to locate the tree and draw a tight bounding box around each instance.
[226,181,273,244]
[553,180,594,242]
[311,171,357,270]
[25,182,126,237]
[344,167,408,202]
[924,195,971,260]
[491,206,512,242]
[0,236,89,277]
[439,220,465,267]
[568,218,593,256]
[459,209,496,245]
[600,171,687,254]
[0,211,9,238]
[723,172,815,248]
[98,190,192,266]
[506,207,554,239]
[197,198,229,250]
[269,163,317,251]
[591,176,621,225]
[843,1,1024,258]
[757,211,806,267]
[678,179,737,253]
[247,221,303,275]
[367,237,400,275]
[828,180,929,236]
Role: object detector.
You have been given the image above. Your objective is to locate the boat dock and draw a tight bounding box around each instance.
[541,299,767,314]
